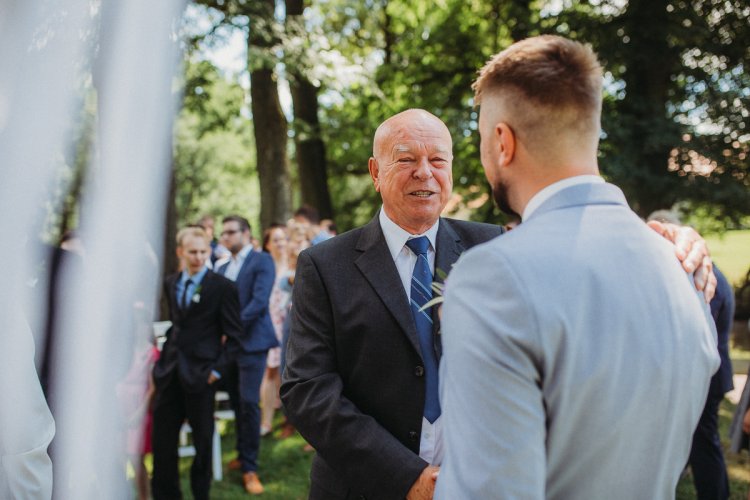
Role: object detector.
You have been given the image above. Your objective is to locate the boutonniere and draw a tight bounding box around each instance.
[191,284,202,304]
[421,268,448,310]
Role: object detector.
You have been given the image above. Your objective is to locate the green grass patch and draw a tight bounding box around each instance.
[172,412,313,499]
[706,230,750,287]
[678,398,750,499]
[147,399,750,499]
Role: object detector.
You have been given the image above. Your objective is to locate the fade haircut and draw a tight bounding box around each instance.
[473,35,603,147]
[176,226,209,247]
[222,215,252,234]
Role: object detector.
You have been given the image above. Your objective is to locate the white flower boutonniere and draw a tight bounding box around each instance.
[191,285,202,304]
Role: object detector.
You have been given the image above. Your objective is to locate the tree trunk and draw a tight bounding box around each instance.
[248,0,292,229]
[618,0,679,217]
[285,0,333,219]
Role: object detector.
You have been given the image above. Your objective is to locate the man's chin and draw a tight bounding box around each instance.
[492,186,520,219]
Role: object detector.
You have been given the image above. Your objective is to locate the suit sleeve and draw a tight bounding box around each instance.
[435,249,546,500]
[239,253,275,325]
[215,279,243,375]
[281,251,427,499]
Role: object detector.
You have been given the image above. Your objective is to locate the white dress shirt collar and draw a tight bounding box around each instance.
[224,244,253,281]
[522,175,604,221]
[379,208,439,261]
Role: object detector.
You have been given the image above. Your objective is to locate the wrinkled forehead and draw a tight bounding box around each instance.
[390,140,452,157]
[379,123,453,158]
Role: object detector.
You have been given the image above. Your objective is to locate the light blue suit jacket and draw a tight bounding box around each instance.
[436,182,719,500]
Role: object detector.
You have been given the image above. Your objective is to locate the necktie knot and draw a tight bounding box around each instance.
[406,236,430,256]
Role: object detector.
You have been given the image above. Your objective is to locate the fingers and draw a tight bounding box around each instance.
[702,264,717,303]
[646,221,687,262]
[681,232,708,274]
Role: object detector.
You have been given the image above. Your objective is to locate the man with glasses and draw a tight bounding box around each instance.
[217,215,277,495]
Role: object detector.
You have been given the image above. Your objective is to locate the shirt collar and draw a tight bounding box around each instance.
[379,207,439,261]
[181,265,208,285]
[235,244,253,261]
[522,175,604,221]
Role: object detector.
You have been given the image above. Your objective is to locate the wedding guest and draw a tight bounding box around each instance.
[117,301,159,500]
[436,35,719,500]
[259,224,291,436]
[151,226,242,500]
[216,215,277,495]
[649,211,734,500]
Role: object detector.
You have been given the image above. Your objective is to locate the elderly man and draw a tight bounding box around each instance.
[282,107,715,500]
[436,35,720,500]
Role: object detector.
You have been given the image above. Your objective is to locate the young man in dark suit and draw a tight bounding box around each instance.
[151,226,242,500]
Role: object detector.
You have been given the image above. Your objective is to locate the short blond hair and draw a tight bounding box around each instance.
[176,226,209,247]
[473,35,602,147]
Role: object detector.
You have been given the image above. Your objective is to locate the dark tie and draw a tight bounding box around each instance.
[405,236,441,423]
[180,278,193,309]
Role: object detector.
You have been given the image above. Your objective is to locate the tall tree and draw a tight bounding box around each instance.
[285,0,333,219]
[248,0,292,228]
[191,0,292,229]
[555,0,750,221]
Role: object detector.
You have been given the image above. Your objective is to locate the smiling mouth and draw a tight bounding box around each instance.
[410,190,435,198]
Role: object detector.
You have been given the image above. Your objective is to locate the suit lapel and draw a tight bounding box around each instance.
[354,216,422,357]
[432,219,465,358]
[236,249,256,285]
[167,273,184,320]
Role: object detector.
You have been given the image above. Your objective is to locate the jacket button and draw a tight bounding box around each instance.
[414,365,424,377]
[409,431,418,441]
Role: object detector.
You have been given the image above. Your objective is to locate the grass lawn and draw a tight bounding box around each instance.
[176,414,313,499]
[677,399,750,499]
[157,399,750,499]
[706,230,750,287]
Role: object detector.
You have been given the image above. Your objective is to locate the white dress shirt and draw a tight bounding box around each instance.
[379,208,444,466]
[223,244,253,282]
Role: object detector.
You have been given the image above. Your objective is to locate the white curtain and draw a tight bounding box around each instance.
[0,0,186,498]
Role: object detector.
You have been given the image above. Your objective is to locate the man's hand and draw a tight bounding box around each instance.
[406,466,439,500]
[207,372,219,385]
[646,221,716,303]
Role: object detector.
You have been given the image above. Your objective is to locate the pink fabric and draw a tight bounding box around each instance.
[117,345,159,456]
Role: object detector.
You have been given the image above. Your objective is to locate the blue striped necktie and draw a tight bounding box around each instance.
[405,236,441,423]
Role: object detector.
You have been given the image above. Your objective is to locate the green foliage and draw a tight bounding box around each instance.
[174,58,260,228]
[554,0,749,221]
[183,0,748,233]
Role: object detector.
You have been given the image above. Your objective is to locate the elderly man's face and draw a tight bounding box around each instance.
[369,112,453,234]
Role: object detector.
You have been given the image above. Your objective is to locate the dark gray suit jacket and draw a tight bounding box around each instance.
[154,270,242,393]
[280,215,502,500]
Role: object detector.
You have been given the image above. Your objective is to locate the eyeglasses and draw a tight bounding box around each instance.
[221,229,240,236]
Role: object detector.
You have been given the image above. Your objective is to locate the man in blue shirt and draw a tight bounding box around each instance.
[151,226,242,500]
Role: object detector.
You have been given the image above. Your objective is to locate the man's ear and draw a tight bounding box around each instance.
[368,157,380,192]
[176,246,183,260]
[496,122,516,168]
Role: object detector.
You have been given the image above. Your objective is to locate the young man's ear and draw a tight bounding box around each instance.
[496,122,516,168]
